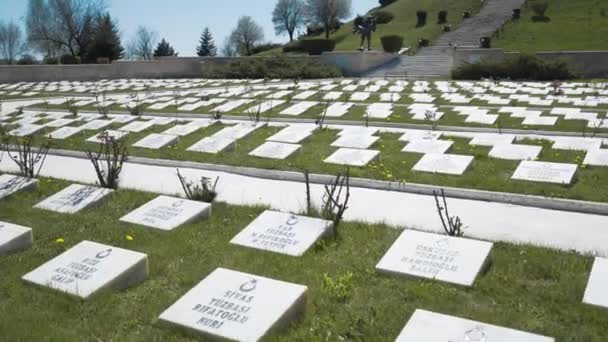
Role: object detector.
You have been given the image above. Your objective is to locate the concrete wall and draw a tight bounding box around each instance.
[320,51,399,77]
[452,48,608,78]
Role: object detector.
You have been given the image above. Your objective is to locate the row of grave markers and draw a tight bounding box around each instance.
[1,173,607,340]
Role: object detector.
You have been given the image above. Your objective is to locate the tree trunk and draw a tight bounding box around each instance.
[289,30,294,42]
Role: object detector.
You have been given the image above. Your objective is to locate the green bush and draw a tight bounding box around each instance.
[416,11,427,27]
[531,0,550,21]
[43,56,59,65]
[438,10,448,24]
[380,35,403,52]
[60,54,81,64]
[379,0,397,7]
[282,41,306,53]
[372,11,395,24]
[480,37,491,48]
[452,54,576,81]
[298,39,336,55]
[202,56,342,79]
[96,57,111,64]
[251,43,282,55]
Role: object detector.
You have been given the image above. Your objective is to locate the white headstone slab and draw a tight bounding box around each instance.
[323,91,343,101]
[583,149,608,166]
[552,137,602,152]
[22,240,148,299]
[465,114,498,125]
[120,195,211,231]
[280,101,318,116]
[376,230,493,286]
[187,137,236,154]
[79,119,112,130]
[331,134,378,149]
[159,267,307,341]
[292,91,317,100]
[583,257,608,310]
[325,102,353,117]
[522,115,558,126]
[0,175,38,200]
[413,154,473,175]
[267,125,315,143]
[396,309,554,342]
[469,133,515,147]
[86,130,128,143]
[9,124,45,137]
[512,161,577,184]
[489,143,542,161]
[399,130,442,142]
[350,92,370,101]
[119,120,155,133]
[230,210,332,256]
[403,139,453,154]
[213,124,259,140]
[324,148,379,167]
[0,221,33,255]
[34,184,113,214]
[48,126,82,139]
[162,122,206,136]
[133,133,178,149]
[249,142,301,159]
[245,100,285,114]
[45,118,76,128]
[212,99,253,113]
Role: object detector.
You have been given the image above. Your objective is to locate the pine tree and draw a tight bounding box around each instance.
[153,38,178,57]
[85,13,124,63]
[196,27,217,57]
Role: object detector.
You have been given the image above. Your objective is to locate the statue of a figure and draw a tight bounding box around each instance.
[353,16,376,51]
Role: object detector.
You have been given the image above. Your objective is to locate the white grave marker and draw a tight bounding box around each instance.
[34,184,113,214]
[249,142,301,160]
[489,143,542,161]
[583,257,608,310]
[396,309,554,342]
[22,240,148,299]
[0,175,38,200]
[120,195,211,231]
[413,154,473,175]
[324,148,379,167]
[159,268,307,341]
[512,161,577,184]
[376,230,493,286]
[133,133,178,149]
[0,221,33,255]
[231,210,332,256]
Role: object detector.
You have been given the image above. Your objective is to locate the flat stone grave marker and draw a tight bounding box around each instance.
[469,133,515,147]
[133,133,178,149]
[86,130,129,143]
[292,91,317,100]
[79,119,112,130]
[158,267,307,341]
[331,134,378,149]
[162,122,205,136]
[280,101,318,116]
[249,142,301,160]
[0,221,33,255]
[49,126,82,140]
[323,91,343,101]
[267,125,315,144]
[325,102,353,117]
[403,139,453,154]
[212,99,253,113]
[9,124,45,137]
[0,174,38,200]
[413,153,473,175]
[45,118,76,128]
[512,161,577,184]
[350,92,370,101]
[395,309,554,342]
[34,184,113,214]
[120,195,211,231]
[552,137,602,151]
[213,124,260,140]
[465,114,498,125]
[583,149,608,166]
[583,257,608,310]
[489,143,542,161]
[376,230,493,287]
[119,120,156,133]
[230,210,333,256]
[324,148,379,167]
[187,136,236,154]
[22,240,148,299]
[522,115,558,126]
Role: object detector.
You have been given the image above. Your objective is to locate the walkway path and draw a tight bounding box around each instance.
[2,154,608,256]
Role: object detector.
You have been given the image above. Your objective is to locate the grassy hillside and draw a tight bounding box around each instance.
[330,0,483,51]
[261,0,484,55]
[495,0,608,52]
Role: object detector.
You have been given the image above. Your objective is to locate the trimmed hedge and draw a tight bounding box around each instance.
[202,56,342,79]
[251,43,282,55]
[452,55,576,80]
[298,39,336,55]
[372,11,395,24]
[380,35,404,53]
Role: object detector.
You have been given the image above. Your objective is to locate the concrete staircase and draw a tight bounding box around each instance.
[366,0,527,79]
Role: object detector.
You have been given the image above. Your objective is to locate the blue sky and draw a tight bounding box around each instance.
[0,0,379,56]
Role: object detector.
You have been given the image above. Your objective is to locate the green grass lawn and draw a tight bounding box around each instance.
[0,177,607,340]
[261,0,483,54]
[6,119,608,203]
[494,0,608,52]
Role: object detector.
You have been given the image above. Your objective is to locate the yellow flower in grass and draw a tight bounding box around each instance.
[55,238,65,244]
[126,235,134,241]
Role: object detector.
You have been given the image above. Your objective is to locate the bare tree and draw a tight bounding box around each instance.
[221,36,238,57]
[127,26,157,60]
[229,16,264,56]
[272,0,305,42]
[0,20,27,64]
[25,0,105,58]
[305,0,352,38]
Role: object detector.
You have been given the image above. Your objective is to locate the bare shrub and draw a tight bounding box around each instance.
[2,135,50,178]
[433,188,465,237]
[176,168,219,203]
[85,131,128,189]
[322,168,351,239]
